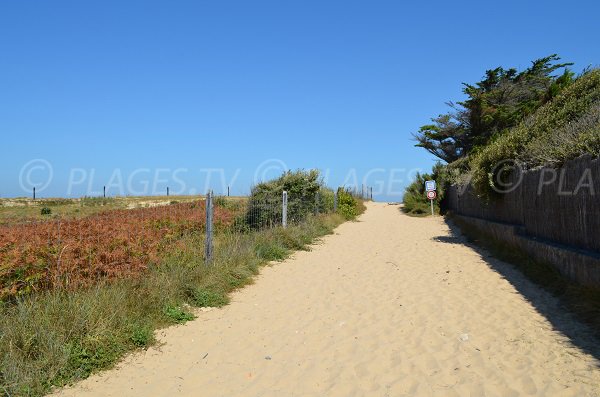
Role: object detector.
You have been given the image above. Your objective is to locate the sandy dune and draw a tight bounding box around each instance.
[55,202,600,397]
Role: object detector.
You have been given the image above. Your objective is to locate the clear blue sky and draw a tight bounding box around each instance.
[1,0,598,201]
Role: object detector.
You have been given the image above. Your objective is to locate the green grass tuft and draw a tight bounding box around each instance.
[163,305,195,324]
[190,289,229,308]
[129,324,154,348]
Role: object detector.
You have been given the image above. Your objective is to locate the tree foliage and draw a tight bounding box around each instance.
[414,54,574,162]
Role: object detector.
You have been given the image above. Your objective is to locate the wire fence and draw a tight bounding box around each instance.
[0,188,371,299]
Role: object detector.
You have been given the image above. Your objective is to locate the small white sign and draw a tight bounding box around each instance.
[425,180,436,192]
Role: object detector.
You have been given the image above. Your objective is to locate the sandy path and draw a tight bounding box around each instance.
[55,202,600,397]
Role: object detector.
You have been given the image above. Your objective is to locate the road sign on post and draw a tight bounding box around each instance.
[425,180,436,216]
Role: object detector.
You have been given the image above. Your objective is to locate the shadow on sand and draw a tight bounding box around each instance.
[433,219,600,365]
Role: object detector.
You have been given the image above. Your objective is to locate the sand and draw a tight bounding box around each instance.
[54,202,600,397]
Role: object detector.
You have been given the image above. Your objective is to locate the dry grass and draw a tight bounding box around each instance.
[0,196,209,225]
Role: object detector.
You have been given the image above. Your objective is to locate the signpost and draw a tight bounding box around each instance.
[425,180,436,216]
[425,180,436,192]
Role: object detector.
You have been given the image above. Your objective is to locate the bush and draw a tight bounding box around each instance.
[40,207,52,216]
[246,170,332,228]
[129,324,154,348]
[336,188,360,220]
[318,188,335,214]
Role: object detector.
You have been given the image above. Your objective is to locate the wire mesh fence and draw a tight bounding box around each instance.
[0,188,367,299]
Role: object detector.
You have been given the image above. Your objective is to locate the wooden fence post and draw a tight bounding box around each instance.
[204,190,213,263]
[282,191,288,228]
[334,190,338,212]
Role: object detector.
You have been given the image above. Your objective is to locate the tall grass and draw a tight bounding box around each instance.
[0,212,348,397]
[525,102,600,166]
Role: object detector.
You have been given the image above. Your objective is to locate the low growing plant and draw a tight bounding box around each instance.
[163,305,195,324]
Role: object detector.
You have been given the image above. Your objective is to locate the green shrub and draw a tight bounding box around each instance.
[317,188,335,213]
[163,305,195,324]
[40,207,52,216]
[129,324,154,348]
[336,188,360,220]
[246,170,332,228]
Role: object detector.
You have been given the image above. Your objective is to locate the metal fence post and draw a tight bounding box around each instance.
[334,190,338,212]
[315,191,320,215]
[282,191,288,228]
[204,190,213,263]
